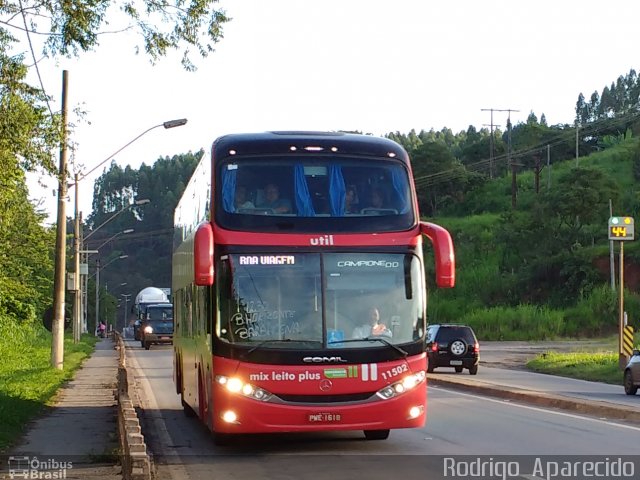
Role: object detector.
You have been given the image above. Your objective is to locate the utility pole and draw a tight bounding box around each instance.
[73,173,81,343]
[547,145,551,190]
[481,108,499,179]
[95,258,100,332]
[500,109,520,208]
[575,120,580,166]
[480,108,520,197]
[121,294,132,332]
[51,70,68,370]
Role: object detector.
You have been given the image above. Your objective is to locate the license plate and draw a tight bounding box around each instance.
[161,336,170,340]
[449,360,463,366]
[308,413,342,423]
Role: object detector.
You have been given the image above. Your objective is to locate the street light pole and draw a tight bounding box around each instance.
[121,293,132,332]
[73,173,81,343]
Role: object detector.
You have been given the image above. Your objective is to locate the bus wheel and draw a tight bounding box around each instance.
[364,429,390,440]
[182,397,196,418]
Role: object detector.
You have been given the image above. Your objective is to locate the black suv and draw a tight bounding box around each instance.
[426,324,479,375]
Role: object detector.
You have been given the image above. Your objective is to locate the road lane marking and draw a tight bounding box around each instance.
[431,385,640,432]
[127,344,192,480]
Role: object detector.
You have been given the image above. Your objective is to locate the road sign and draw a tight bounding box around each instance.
[623,325,634,357]
[608,216,634,241]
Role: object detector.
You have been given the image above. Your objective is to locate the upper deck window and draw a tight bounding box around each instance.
[216,156,416,233]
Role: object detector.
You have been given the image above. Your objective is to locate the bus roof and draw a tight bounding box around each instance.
[212,131,409,163]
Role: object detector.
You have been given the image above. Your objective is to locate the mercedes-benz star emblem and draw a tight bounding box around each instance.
[319,379,333,391]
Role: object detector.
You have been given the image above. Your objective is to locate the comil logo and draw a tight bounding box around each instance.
[309,235,334,246]
[303,356,347,363]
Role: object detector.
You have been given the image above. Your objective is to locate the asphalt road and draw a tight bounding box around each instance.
[125,341,640,480]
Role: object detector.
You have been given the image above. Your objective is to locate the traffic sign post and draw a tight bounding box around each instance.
[608,217,635,369]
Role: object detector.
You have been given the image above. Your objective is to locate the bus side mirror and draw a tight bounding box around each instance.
[420,221,455,288]
[194,222,215,286]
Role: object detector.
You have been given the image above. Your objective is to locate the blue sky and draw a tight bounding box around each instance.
[22,0,640,223]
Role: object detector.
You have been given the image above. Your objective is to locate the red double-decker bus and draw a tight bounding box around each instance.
[172,131,455,444]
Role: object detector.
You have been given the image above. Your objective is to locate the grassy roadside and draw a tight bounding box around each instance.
[526,333,639,384]
[526,351,623,385]
[0,321,98,451]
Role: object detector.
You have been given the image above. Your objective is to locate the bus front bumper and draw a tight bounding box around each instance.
[211,386,426,434]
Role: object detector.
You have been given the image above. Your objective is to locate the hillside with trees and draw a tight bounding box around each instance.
[4,67,640,340]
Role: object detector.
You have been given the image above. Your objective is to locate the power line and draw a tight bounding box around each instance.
[413,109,640,189]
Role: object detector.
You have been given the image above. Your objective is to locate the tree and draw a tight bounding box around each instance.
[411,141,469,216]
[540,167,619,252]
[1,0,230,71]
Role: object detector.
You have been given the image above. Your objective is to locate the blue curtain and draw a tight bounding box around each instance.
[328,165,346,216]
[294,165,315,217]
[221,167,237,213]
[391,168,409,213]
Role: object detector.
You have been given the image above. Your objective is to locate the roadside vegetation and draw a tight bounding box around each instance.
[525,332,640,384]
[0,318,97,451]
[527,352,623,385]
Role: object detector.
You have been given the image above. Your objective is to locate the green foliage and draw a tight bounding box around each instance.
[460,305,565,340]
[1,0,230,71]
[527,351,622,385]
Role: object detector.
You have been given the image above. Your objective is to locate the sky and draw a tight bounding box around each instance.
[21,0,640,224]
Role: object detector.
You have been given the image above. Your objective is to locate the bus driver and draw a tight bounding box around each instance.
[351,306,392,339]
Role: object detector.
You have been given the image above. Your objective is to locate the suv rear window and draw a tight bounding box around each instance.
[434,326,476,343]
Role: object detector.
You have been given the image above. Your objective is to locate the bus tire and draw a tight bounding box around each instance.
[363,429,390,440]
[175,355,183,395]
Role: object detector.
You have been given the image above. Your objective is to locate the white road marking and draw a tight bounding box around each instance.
[431,385,640,432]
[127,345,191,480]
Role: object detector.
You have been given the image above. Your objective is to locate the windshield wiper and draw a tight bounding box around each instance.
[328,338,408,358]
[242,339,323,358]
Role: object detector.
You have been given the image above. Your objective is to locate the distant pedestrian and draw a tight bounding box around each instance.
[98,321,106,338]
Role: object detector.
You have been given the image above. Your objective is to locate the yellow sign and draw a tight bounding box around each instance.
[623,325,634,356]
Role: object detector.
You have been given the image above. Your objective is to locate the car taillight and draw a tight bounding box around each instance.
[431,343,438,352]
[473,342,479,353]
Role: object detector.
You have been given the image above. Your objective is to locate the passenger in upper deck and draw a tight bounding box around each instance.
[344,185,359,214]
[235,185,255,210]
[257,183,292,214]
[369,187,386,209]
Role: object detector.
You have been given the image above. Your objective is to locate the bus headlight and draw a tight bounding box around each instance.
[215,375,273,402]
[376,371,426,400]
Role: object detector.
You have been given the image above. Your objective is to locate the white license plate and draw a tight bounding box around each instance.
[308,413,341,423]
[449,360,463,366]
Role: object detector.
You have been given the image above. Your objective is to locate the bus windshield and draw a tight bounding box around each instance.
[216,157,415,233]
[217,253,425,349]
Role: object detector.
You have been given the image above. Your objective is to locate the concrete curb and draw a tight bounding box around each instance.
[115,333,152,480]
[427,374,640,424]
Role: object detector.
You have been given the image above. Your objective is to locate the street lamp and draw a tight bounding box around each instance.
[93,228,135,251]
[95,254,128,333]
[85,200,149,241]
